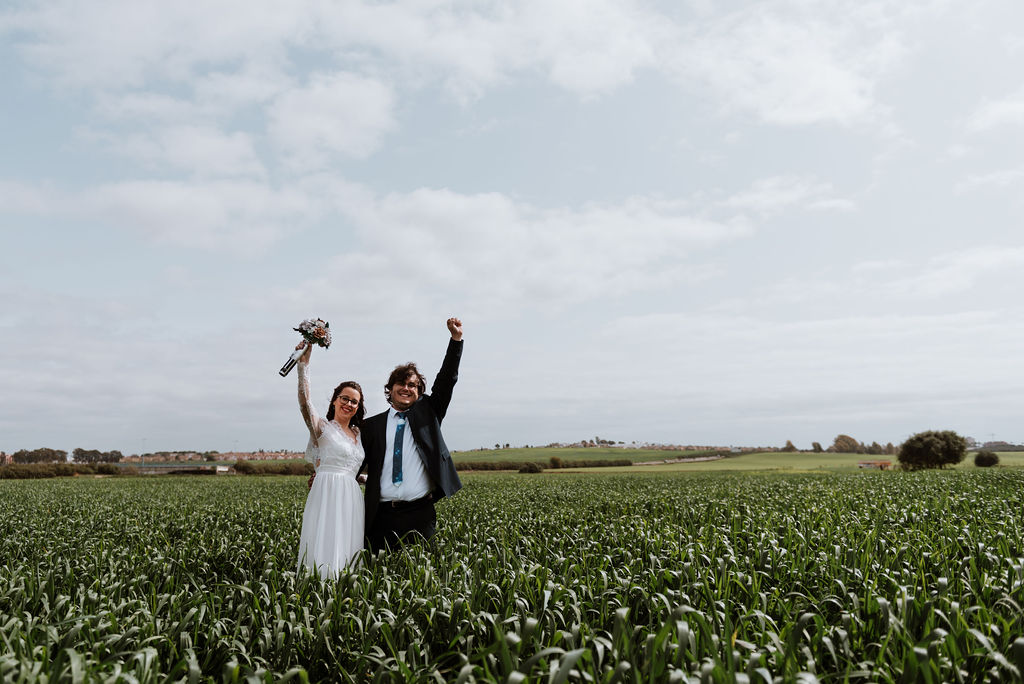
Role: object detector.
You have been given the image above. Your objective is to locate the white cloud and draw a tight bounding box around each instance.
[956,166,1024,192]
[667,2,906,126]
[0,181,52,214]
[2,0,666,100]
[724,176,855,215]
[82,180,317,252]
[520,0,662,95]
[967,90,1024,132]
[267,72,396,167]
[3,1,309,90]
[852,258,903,273]
[704,244,1024,322]
[262,186,748,319]
[887,246,1024,298]
[106,126,267,179]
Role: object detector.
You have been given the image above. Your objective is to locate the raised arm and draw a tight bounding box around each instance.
[296,342,324,443]
[430,317,463,422]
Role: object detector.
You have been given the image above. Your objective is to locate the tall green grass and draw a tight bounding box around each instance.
[2,471,1023,681]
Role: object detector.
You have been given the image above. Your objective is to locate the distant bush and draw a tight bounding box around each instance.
[518,462,542,474]
[455,461,541,471]
[974,450,999,468]
[95,463,120,476]
[549,456,562,469]
[898,430,967,470]
[455,459,631,472]
[0,464,56,479]
[234,460,314,476]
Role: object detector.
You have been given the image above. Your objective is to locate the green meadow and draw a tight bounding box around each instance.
[453,447,1024,472]
[3,469,1024,681]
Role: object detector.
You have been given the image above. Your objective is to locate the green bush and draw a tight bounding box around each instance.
[234,460,314,476]
[518,462,542,474]
[0,464,56,479]
[898,430,967,470]
[455,461,539,471]
[974,450,999,467]
[549,456,562,469]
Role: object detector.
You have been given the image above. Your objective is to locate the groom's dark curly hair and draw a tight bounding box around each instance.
[384,363,427,405]
[326,381,365,428]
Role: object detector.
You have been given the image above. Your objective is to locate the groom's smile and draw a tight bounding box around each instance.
[390,376,420,411]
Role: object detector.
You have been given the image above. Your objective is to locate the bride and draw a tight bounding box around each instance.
[294,341,365,576]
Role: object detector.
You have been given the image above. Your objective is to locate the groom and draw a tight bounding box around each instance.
[360,317,464,552]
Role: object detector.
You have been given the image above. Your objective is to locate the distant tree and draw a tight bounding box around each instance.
[830,434,861,454]
[73,448,109,464]
[494,443,500,449]
[884,442,897,455]
[71,448,121,464]
[974,450,999,468]
[866,442,883,456]
[898,430,967,470]
[781,440,798,452]
[12,448,67,464]
[204,454,217,462]
[811,442,823,453]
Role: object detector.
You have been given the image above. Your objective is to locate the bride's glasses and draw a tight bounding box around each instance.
[335,396,360,406]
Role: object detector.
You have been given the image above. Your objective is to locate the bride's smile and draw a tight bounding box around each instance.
[333,389,361,419]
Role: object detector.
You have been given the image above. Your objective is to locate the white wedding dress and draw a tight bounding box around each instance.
[296,362,365,577]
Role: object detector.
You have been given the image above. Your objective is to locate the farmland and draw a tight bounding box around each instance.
[2,471,1024,681]
[454,448,1024,471]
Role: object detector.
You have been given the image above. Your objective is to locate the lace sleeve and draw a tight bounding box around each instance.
[297,362,325,455]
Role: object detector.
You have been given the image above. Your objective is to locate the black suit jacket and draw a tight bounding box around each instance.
[361,338,463,529]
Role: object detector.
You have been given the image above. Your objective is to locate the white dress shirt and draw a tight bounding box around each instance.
[380,407,433,501]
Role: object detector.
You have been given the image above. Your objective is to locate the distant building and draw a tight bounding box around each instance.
[0,452,10,465]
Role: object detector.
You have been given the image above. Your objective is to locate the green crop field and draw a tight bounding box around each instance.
[3,471,1024,682]
[547,450,1024,473]
[452,447,717,465]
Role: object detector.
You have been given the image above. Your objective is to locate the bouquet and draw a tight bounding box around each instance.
[295,318,332,348]
[279,318,331,377]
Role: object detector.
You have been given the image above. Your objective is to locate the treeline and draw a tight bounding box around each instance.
[0,463,132,479]
[8,447,124,463]
[9,448,68,463]
[71,448,123,463]
[780,435,897,455]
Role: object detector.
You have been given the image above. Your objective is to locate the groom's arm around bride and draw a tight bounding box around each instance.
[360,318,464,552]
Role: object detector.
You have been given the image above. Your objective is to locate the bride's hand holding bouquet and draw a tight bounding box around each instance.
[279,318,331,376]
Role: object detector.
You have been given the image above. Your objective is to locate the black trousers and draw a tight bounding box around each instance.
[366,496,436,553]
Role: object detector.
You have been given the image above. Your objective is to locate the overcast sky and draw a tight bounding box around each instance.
[2,0,1023,455]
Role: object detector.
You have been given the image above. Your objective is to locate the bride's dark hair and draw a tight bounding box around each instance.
[326,381,365,429]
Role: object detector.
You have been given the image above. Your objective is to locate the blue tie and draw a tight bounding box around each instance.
[392,411,408,484]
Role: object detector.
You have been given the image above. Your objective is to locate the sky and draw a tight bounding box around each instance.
[2,0,1023,455]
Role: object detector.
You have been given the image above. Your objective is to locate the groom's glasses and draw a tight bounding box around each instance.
[335,397,360,406]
